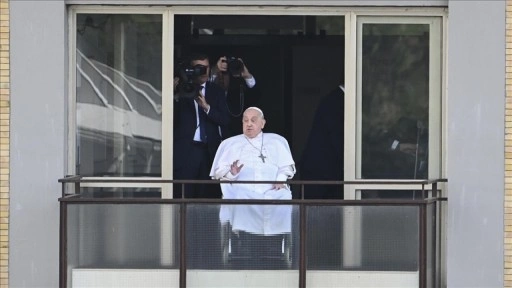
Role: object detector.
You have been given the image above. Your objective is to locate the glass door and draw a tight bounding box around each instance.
[346,15,443,199]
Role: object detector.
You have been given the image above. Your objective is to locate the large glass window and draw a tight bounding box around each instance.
[360,23,430,180]
[355,17,442,183]
[75,14,163,177]
[69,8,444,197]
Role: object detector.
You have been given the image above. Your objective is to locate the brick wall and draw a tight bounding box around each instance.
[507,0,512,286]
[0,0,8,287]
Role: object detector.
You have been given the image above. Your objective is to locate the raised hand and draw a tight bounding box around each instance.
[238,58,253,79]
[217,56,228,73]
[230,160,244,175]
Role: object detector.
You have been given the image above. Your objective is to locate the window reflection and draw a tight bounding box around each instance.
[76,14,163,177]
[361,24,429,179]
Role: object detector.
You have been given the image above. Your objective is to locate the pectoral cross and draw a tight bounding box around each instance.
[258,153,267,163]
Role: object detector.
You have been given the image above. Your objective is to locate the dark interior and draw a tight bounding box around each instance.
[174,15,345,178]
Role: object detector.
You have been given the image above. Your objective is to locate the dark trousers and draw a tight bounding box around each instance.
[174,142,211,198]
[174,142,222,199]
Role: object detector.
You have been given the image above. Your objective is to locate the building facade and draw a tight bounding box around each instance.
[0,0,8,286]
[0,0,508,287]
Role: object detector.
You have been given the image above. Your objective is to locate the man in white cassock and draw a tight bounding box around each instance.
[210,107,296,236]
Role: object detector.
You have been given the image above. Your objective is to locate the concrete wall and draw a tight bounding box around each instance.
[10,0,66,286]
[447,1,505,287]
[66,0,448,6]
[505,1,512,286]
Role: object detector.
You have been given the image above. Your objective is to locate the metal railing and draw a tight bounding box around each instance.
[58,176,447,288]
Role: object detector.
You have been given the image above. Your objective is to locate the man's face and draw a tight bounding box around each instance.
[191,58,210,84]
[242,109,266,138]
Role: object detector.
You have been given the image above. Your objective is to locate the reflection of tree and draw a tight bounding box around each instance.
[76,14,163,177]
[315,16,344,35]
[361,24,429,179]
[77,14,163,89]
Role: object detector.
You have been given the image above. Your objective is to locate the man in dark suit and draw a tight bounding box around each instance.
[173,53,230,199]
[211,56,261,138]
[300,85,345,199]
[299,85,345,269]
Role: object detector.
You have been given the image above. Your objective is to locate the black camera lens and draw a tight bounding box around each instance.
[193,64,207,76]
[183,65,206,78]
[174,60,203,100]
[227,57,244,77]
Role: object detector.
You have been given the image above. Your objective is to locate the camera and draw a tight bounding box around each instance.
[225,56,244,77]
[174,61,207,99]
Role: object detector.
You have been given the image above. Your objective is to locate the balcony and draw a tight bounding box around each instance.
[58,177,446,288]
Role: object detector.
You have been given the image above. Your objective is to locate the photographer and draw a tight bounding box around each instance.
[211,56,260,138]
[173,53,230,199]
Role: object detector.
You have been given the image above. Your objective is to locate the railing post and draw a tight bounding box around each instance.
[433,182,441,288]
[299,202,306,288]
[59,201,68,288]
[180,201,187,288]
[432,200,437,288]
[419,204,426,288]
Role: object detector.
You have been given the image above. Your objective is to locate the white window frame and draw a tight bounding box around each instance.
[67,6,447,199]
[345,13,446,200]
[67,6,170,191]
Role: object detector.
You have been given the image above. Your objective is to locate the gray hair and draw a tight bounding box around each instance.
[244,107,264,119]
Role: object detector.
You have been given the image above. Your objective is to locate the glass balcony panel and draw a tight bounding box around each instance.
[66,203,180,287]
[62,185,443,287]
[361,189,428,199]
[426,202,437,288]
[80,187,162,198]
[306,205,419,287]
[186,203,300,288]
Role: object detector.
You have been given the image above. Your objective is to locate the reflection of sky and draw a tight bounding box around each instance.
[76,50,162,141]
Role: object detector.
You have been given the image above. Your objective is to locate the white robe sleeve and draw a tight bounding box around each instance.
[245,76,256,88]
[276,164,296,181]
[210,136,241,180]
[273,133,296,181]
[218,170,239,181]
